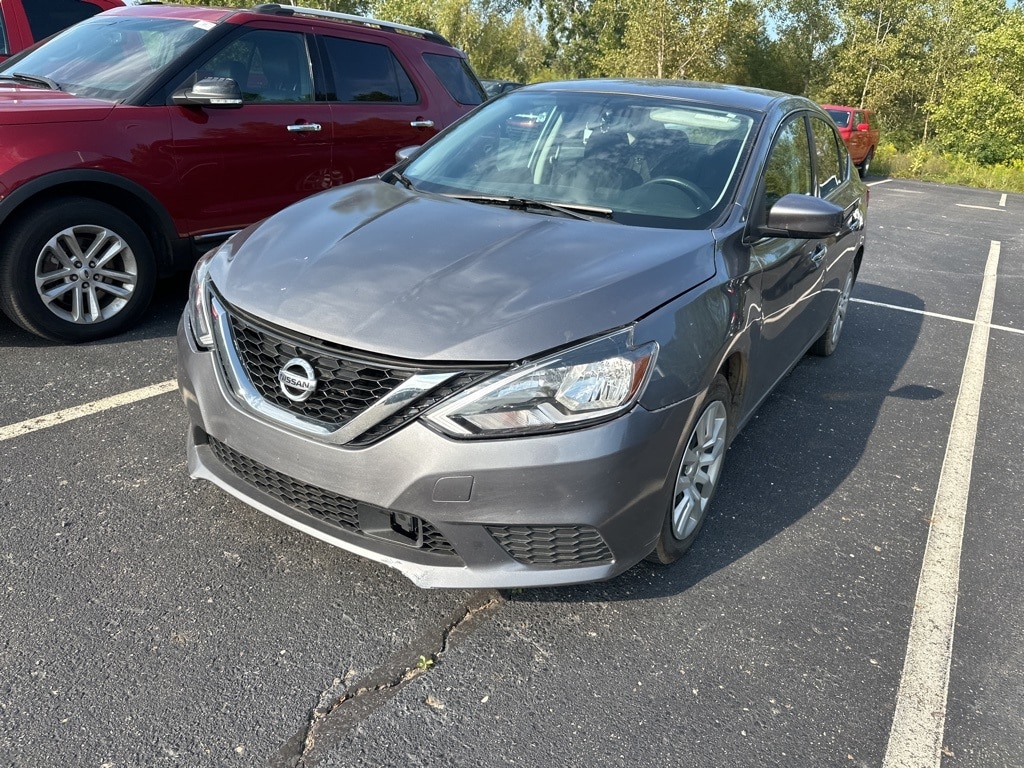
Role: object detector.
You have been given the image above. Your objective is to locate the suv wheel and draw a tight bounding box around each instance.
[0,198,156,343]
[858,148,874,177]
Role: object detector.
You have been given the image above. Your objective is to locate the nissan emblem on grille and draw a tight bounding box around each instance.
[278,358,317,402]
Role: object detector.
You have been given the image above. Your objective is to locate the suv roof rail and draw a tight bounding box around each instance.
[251,4,452,47]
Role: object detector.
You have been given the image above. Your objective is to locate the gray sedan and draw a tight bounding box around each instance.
[177,79,867,588]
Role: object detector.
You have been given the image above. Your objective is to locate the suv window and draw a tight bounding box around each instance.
[763,116,812,215]
[422,52,484,106]
[0,11,9,56]
[322,36,417,103]
[810,116,843,197]
[200,29,313,103]
[22,0,103,40]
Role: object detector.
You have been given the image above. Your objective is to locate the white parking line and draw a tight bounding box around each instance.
[956,203,1005,212]
[999,193,1007,207]
[851,298,1023,336]
[882,240,1000,768]
[0,379,178,443]
[868,179,893,187]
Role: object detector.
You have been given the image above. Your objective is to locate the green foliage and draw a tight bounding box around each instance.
[368,0,545,81]
[929,8,1024,165]
[876,144,1024,193]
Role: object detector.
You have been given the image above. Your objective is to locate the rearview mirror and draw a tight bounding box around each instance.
[172,77,243,109]
[758,194,845,239]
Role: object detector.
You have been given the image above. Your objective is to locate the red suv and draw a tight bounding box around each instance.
[0,0,123,63]
[0,3,484,342]
[822,105,879,177]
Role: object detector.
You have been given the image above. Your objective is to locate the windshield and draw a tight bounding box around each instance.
[402,89,757,229]
[825,109,851,128]
[0,16,212,100]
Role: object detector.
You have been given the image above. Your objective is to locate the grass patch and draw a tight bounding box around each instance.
[873,143,1024,192]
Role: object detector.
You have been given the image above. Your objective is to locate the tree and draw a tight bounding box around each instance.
[930,7,1024,163]
[369,0,546,81]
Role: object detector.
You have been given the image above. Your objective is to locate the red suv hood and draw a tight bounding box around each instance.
[0,87,115,124]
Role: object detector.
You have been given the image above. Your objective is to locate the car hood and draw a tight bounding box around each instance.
[213,179,718,362]
[0,86,115,123]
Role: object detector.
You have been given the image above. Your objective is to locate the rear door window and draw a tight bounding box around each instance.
[321,36,417,103]
[422,52,484,106]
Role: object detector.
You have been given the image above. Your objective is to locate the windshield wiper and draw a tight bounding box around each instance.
[446,194,614,222]
[388,169,415,190]
[0,72,61,90]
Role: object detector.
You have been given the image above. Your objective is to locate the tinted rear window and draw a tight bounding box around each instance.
[422,53,484,106]
[825,108,851,128]
[323,36,417,103]
[23,0,104,41]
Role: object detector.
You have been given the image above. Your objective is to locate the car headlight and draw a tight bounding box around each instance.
[424,329,658,437]
[186,248,219,349]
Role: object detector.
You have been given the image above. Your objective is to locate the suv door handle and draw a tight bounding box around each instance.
[810,244,827,266]
[287,123,322,132]
[410,119,435,128]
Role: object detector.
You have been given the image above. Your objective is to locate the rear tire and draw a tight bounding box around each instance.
[0,198,156,343]
[858,148,874,177]
[647,375,731,565]
[811,265,855,357]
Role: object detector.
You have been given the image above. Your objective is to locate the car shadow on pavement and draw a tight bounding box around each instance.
[515,282,928,603]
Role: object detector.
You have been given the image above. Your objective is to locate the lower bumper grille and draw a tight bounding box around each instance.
[486,525,614,566]
[207,436,457,556]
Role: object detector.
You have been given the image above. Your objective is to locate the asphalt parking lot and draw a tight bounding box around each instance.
[1,179,1021,767]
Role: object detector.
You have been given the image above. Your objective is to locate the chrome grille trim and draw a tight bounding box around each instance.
[210,293,461,445]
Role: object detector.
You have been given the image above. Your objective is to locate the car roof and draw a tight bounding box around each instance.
[104,3,454,47]
[821,104,873,113]
[520,79,809,114]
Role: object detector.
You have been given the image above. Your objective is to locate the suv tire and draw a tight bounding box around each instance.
[0,198,156,342]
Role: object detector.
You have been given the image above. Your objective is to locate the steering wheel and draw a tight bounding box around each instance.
[637,177,712,212]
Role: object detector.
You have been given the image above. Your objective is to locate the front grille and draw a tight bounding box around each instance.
[207,436,457,556]
[220,303,494,445]
[228,310,416,426]
[486,525,614,566]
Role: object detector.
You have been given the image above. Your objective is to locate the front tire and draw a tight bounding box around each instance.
[0,198,156,343]
[648,375,731,565]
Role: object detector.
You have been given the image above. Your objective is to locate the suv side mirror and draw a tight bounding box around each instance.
[757,194,844,239]
[172,77,243,109]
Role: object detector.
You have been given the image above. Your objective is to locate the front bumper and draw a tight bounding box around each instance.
[177,316,697,589]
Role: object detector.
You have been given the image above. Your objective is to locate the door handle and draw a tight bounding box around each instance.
[410,119,435,128]
[810,244,827,266]
[287,123,322,132]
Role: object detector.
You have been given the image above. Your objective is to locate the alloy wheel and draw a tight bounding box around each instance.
[34,224,138,325]
[672,400,728,540]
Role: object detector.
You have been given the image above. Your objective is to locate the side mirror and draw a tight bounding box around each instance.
[172,77,243,109]
[757,194,845,239]
[856,122,871,132]
[395,145,422,163]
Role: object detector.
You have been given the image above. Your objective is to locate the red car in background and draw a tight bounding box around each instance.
[822,105,879,176]
[0,0,123,62]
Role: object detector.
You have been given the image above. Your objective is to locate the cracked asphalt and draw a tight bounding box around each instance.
[1,179,1021,767]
